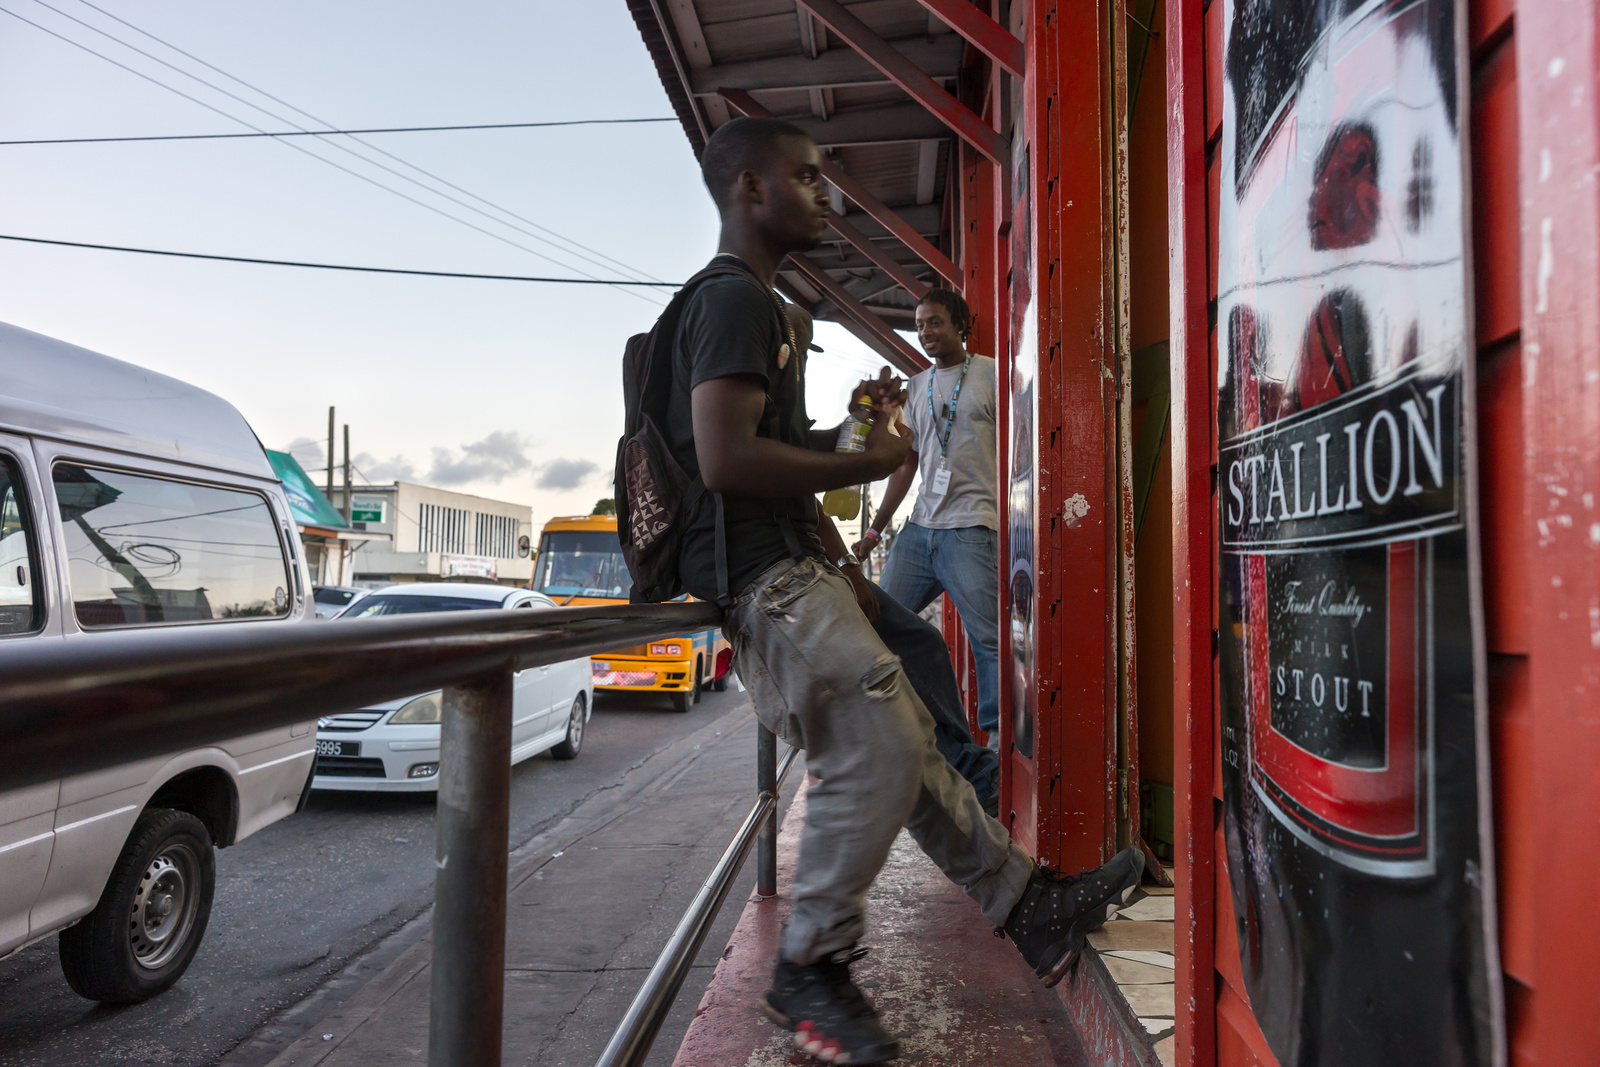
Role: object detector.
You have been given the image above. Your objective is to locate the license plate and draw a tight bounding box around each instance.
[316,739,359,757]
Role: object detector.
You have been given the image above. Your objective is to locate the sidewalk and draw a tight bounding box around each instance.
[263,699,796,1067]
[672,784,1093,1067]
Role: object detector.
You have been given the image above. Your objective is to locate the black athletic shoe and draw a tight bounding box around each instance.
[759,946,900,1064]
[1002,846,1144,987]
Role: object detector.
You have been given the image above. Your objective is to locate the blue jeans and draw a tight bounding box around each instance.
[879,523,1002,737]
[866,584,1000,809]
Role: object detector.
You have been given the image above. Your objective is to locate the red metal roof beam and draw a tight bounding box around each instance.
[910,0,1025,79]
[792,0,1010,168]
[785,253,929,375]
[718,89,964,290]
[826,210,932,301]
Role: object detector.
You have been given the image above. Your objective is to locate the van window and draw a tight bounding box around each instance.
[54,463,291,627]
[0,455,41,635]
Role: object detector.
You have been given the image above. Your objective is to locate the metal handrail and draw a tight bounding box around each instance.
[593,739,799,1067]
[0,601,726,1067]
[0,601,719,792]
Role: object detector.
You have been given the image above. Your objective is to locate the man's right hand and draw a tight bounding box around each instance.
[861,413,913,479]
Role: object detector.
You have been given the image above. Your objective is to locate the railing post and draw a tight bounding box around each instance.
[429,670,514,1067]
[755,722,778,898]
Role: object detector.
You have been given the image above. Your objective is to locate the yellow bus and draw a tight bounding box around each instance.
[531,514,730,712]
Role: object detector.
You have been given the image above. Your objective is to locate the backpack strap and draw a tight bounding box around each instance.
[713,493,730,608]
[681,475,731,609]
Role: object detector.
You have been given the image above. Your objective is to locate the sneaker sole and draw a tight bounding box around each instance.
[758,997,901,1064]
[1034,847,1145,988]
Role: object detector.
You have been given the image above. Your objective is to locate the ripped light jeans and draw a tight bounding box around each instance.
[725,556,1032,965]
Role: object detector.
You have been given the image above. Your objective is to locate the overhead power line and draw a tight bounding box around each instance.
[0,232,682,286]
[0,118,678,146]
[0,4,650,297]
[62,0,670,288]
[5,0,669,302]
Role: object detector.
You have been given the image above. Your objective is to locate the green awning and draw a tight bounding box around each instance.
[266,449,348,529]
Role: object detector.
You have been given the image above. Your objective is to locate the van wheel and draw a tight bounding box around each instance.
[59,808,214,1004]
[711,672,728,693]
[551,694,586,760]
[692,657,704,705]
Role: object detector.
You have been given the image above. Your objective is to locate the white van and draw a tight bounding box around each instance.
[0,323,317,1003]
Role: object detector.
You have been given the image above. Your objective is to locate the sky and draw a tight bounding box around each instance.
[0,0,911,536]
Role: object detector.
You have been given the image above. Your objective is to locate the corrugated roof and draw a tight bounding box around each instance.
[625,0,986,360]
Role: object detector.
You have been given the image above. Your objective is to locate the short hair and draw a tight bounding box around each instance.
[918,288,973,341]
[701,117,811,210]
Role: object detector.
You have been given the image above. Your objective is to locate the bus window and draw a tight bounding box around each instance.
[534,530,633,599]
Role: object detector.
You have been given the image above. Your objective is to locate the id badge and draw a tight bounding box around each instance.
[929,466,952,496]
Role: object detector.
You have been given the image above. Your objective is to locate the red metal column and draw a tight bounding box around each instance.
[1166,0,1216,1062]
[1036,0,1120,871]
[1515,0,1600,1061]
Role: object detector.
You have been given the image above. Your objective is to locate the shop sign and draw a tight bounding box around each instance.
[350,499,385,524]
[442,554,496,580]
[1215,0,1501,1063]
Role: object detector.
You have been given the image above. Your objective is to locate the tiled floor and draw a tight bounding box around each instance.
[1087,871,1177,1066]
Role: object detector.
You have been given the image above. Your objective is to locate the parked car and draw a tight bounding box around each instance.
[312,583,593,791]
[311,584,367,619]
[0,322,317,1004]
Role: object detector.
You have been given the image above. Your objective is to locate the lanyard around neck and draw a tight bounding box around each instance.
[926,355,971,460]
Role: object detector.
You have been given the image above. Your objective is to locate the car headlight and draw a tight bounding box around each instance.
[389,692,443,725]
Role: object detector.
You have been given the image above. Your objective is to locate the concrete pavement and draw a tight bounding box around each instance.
[255,696,798,1067]
[672,784,1092,1067]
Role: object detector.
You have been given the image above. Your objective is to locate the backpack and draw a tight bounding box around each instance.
[614,264,748,606]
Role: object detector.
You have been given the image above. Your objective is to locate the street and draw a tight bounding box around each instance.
[0,687,770,1067]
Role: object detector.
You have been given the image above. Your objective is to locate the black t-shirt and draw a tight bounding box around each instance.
[667,265,825,600]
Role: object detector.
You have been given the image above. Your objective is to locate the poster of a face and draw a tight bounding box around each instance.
[1215,0,1501,1064]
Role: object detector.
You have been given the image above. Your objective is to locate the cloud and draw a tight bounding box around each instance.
[291,431,597,491]
[425,431,532,486]
[536,457,599,491]
[355,452,419,482]
[283,436,327,468]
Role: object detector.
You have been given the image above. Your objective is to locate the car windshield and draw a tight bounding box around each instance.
[341,594,500,617]
[314,587,358,605]
[534,530,632,599]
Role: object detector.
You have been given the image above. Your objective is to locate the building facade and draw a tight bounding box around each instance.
[327,482,535,587]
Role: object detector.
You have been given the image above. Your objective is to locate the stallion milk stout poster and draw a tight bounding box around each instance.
[1215,0,1503,1063]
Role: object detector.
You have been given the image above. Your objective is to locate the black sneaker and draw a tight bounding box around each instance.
[759,946,900,1064]
[1001,846,1144,987]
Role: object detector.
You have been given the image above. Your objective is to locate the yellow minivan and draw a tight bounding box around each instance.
[531,515,730,712]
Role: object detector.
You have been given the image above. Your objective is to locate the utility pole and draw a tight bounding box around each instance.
[342,424,353,524]
[326,406,336,496]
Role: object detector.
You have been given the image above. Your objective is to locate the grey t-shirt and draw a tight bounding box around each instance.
[904,354,998,531]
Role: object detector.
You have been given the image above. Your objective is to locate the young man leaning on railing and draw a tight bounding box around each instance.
[653,115,1142,1065]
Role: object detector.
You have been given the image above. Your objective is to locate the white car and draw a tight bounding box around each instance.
[311,584,367,619]
[311,583,593,792]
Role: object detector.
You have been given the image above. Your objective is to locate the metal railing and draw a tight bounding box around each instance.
[0,601,790,1067]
